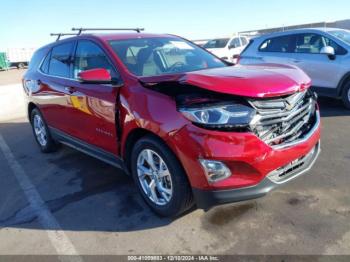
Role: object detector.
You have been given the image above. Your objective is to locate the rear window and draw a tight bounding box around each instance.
[28,48,47,70]
[48,42,74,78]
[40,51,51,73]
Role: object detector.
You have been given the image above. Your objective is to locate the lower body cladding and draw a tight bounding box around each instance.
[170,112,321,210]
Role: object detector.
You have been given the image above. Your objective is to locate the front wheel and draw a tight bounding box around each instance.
[342,82,350,109]
[131,135,194,217]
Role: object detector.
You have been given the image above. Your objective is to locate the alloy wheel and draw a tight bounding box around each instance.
[136,149,173,206]
[33,114,48,147]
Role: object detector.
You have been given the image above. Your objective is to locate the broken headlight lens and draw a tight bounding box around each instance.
[179,103,255,129]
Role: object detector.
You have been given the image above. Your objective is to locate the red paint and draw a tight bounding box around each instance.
[140,63,311,98]
[23,33,320,198]
[78,68,111,82]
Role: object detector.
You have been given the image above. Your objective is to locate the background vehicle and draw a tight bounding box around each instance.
[7,47,35,69]
[203,34,249,63]
[0,52,9,70]
[23,29,320,217]
[239,28,350,108]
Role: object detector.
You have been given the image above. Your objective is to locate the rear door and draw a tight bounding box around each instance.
[66,39,122,154]
[36,41,76,134]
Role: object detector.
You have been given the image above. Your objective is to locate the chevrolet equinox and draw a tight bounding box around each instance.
[23,30,321,217]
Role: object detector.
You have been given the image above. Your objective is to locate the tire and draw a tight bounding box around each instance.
[131,135,194,217]
[17,63,25,69]
[30,108,58,153]
[342,82,350,109]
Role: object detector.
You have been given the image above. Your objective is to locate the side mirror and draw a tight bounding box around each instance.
[320,46,335,59]
[78,68,112,83]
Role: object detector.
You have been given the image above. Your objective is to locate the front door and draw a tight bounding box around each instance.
[65,39,122,155]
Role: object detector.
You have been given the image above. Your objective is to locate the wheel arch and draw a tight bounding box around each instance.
[122,127,184,175]
[27,102,38,122]
[122,128,163,171]
[337,72,350,96]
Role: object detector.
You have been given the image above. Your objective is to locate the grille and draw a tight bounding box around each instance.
[267,142,320,184]
[249,90,317,148]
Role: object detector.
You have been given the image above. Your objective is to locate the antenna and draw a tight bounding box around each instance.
[71,27,145,35]
[50,33,79,41]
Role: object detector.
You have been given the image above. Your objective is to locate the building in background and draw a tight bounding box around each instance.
[239,19,350,36]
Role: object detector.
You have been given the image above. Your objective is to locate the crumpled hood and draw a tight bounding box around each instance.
[139,64,311,98]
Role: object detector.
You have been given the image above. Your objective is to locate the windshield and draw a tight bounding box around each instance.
[109,37,226,77]
[328,30,350,45]
[203,38,230,49]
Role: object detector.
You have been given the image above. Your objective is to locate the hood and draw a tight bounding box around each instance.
[139,64,311,98]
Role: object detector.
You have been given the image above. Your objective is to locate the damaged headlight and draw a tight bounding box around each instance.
[179,103,256,130]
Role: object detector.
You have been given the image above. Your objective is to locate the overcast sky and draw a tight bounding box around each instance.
[0,0,349,50]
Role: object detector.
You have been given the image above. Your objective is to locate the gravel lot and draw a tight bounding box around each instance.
[0,69,349,256]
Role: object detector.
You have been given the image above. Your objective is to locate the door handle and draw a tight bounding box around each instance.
[64,86,75,94]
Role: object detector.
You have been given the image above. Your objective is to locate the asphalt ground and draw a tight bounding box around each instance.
[0,69,349,256]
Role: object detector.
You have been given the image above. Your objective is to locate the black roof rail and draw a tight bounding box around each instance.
[50,33,79,41]
[71,27,145,35]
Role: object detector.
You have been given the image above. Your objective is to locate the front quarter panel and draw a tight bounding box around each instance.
[119,82,188,157]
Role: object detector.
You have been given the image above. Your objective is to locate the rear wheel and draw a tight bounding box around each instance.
[17,63,25,69]
[342,82,350,109]
[30,108,58,153]
[131,135,194,217]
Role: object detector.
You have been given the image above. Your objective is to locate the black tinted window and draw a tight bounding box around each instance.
[74,40,119,80]
[49,42,74,77]
[259,35,296,53]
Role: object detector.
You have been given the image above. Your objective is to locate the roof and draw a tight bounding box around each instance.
[254,27,348,40]
[92,32,173,41]
[37,32,178,52]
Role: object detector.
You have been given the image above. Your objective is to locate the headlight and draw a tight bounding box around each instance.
[179,103,255,129]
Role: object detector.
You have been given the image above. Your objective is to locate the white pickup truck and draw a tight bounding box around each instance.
[203,35,249,64]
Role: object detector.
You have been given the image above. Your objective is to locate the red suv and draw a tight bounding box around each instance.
[23,30,321,217]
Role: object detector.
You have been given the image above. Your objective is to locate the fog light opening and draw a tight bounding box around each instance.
[199,159,232,183]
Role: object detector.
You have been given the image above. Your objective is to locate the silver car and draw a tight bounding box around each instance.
[239,28,350,108]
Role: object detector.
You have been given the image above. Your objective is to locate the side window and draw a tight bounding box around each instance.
[259,35,296,53]
[74,40,119,80]
[323,37,347,55]
[230,38,241,48]
[40,51,51,74]
[240,37,248,46]
[295,34,325,54]
[48,42,74,77]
